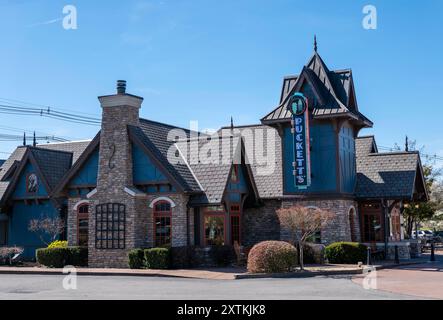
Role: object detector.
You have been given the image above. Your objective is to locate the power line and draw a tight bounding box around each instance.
[378,145,443,162]
[0,97,101,118]
[0,103,101,126]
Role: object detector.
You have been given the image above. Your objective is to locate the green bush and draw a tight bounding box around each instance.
[209,245,235,267]
[247,241,298,273]
[48,240,68,249]
[144,248,170,269]
[302,243,326,264]
[36,247,88,268]
[128,249,144,269]
[325,242,367,264]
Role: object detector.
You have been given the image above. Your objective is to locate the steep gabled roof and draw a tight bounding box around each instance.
[0,147,73,206]
[30,148,73,190]
[0,141,92,205]
[177,130,261,205]
[355,137,428,201]
[51,133,101,196]
[129,122,202,193]
[262,51,372,127]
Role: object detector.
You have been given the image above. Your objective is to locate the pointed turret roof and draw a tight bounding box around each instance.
[261,43,372,127]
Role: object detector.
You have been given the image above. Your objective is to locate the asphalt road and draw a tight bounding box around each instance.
[0,274,413,300]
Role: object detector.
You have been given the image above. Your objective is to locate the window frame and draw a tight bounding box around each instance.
[77,204,89,247]
[26,173,38,194]
[153,200,172,247]
[203,207,227,246]
[230,164,239,183]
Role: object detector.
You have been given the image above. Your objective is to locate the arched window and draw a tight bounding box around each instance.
[154,201,172,247]
[77,204,89,247]
[349,207,357,242]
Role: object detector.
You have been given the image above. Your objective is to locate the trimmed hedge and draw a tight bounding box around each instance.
[325,242,367,264]
[247,241,298,273]
[128,249,145,269]
[144,248,170,269]
[170,246,194,269]
[36,247,88,268]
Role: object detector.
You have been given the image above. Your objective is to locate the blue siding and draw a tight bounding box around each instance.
[339,123,356,193]
[68,149,99,187]
[226,165,248,202]
[12,162,48,199]
[283,123,337,193]
[8,200,59,258]
[132,143,168,184]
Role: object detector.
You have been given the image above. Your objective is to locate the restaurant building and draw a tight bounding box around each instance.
[0,44,428,267]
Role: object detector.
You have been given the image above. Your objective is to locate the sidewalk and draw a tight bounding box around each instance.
[0,258,429,280]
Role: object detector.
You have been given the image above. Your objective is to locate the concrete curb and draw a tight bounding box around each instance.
[0,269,188,278]
[234,268,363,279]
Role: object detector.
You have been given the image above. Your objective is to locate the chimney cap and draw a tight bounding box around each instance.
[117,80,127,94]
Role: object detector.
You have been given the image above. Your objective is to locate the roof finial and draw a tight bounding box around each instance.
[33,131,37,147]
[314,35,318,52]
[405,135,409,152]
[230,116,234,131]
[23,132,26,146]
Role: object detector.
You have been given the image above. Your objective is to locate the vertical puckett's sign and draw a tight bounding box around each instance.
[287,93,311,189]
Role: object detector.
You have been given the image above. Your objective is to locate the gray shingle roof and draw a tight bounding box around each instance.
[132,119,203,192]
[355,137,422,199]
[30,147,73,191]
[0,141,91,204]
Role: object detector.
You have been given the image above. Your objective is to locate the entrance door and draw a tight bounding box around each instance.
[360,203,384,242]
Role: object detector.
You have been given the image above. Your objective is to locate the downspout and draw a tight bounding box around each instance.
[382,199,389,256]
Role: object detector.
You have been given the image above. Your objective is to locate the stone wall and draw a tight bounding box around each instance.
[243,198,360,247]
[242,200,281,246]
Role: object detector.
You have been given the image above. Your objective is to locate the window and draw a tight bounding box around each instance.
[26,173,38,193]
[204,215,225,246]
[154,201,172,247]
[95,203,126,249]
[0,221,7,246]
[231,165,239,183]
[77,204,89,247]
[230,215,240,245]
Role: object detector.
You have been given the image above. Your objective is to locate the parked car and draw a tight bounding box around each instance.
[412,230,426,239]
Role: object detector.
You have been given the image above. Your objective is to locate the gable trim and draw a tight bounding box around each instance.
[51,132,100,197]
[127,126,186,193]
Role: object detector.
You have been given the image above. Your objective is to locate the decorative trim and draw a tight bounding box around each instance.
[124,186,146,198]
[149,196,176,208]
[86,188,97,199]
[73,200,91,211]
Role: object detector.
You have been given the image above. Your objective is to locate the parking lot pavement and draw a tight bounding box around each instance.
[0,273,411,300]
[353,256,443,299]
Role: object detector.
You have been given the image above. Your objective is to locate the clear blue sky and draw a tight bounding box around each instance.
[0,0,442,166]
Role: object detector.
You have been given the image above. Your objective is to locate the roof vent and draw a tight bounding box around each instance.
[117,80,127,94]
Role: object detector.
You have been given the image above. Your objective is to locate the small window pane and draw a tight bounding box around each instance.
[205,215,225,246]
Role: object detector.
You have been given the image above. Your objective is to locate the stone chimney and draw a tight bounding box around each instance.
[97,80,143,193]
[88,81,144,268]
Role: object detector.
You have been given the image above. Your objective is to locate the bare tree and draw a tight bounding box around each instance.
[277,205,333,270]
[28,216,65,246]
